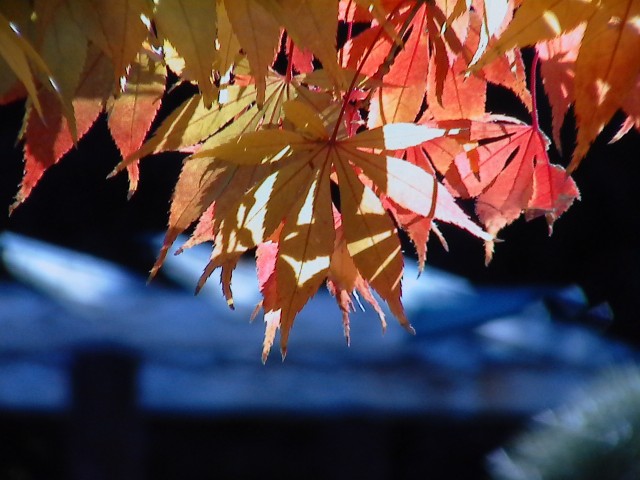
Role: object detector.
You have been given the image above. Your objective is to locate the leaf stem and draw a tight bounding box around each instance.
[286,36,294,83]
[530,50,540,133]
[338,0,355,67]
[331,1,413,142]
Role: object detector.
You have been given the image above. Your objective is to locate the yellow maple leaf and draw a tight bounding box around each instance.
[0,9,62,121]
[67,0,151,82]
[107,52,167,195]
[475,0,640,167]
[154,0,218,107]
[223,0,280,106]
[572,0,640,167]
[261,0,346,89]
[184,99,488,356]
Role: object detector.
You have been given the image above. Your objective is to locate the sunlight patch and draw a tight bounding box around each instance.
[347,229,394,257]
[543,11,562,36]
[280,254,329,286]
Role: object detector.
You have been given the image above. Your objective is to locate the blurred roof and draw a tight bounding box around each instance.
[0,232,634,417]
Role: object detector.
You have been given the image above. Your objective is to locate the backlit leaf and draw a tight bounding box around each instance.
[327,208,387,344]
[12,46,113,211]
[193,129,311,165]
[368,4,429,126]
[107,52,166,195]
[215,0,242,75]
[536,26,583,147]
[572,0,640,167]
[345,123,456,150]
[274,165,334,356]
[440,117,579,261]
[154,0,218,106]
[0,11,50,117]
[223,0,280,106]
[68,0,151,81]
[474,0,598,69]
[37,0,87,138]
[1,0,603,360]
[282,99,328,140]
[336,156,413,333]
[266,0,345,88]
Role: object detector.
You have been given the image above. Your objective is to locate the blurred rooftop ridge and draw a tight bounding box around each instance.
[0,231,635,417]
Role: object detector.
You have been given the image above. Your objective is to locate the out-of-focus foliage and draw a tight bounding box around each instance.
[489,366,640,480]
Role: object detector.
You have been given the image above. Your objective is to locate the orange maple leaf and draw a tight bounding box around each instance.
[160,98,489,358]
[439,117,579,261]
[12,47,114,211]
[107,52,166,195]
[476,0,640,168]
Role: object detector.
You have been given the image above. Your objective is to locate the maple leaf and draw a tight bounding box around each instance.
[0,0,618,361]
[253,203,390,361]
[291,42,314,75]
[34,0,87,136]
[154,0,218,107]
[215,2,242,76]
[137,72,336,279]
[424,5,531,121]
[382,142,493,271]
[439,117,579,261]
[340,15,395,78]
[107,52,167,196]
[335,149,408,337]
[326,207,387,346]
[254,240,280,361]
[473,0,598,66]
[118,82,260,167]
[477,0,640,168]
[11,46,114,212]
[367,3,429,127]
[263,0,345,88]
[426,10,487,121]
[274,162,334,356]
[467,0,513,66]
[536,26,584,148]
[611,73,640,142]
[223,0,280,106]
[0,7,64,120]
[113,68,311,174]
[66,0,151,82]
[571,0,640,167]
[175,99,489,358]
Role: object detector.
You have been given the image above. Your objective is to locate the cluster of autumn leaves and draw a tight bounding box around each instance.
[1,0,638,360]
